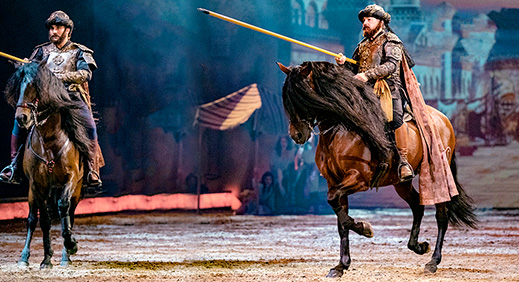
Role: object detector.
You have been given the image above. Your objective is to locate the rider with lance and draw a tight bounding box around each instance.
[335,4,414,182]
[0,10,102,187]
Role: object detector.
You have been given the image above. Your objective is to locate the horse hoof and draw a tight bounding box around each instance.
[411,241,430,255]
[424,261,438,274]
[65,241,78,255]
[68,244,78,255]
[326,268,343,278]
[361,221,374,238]
[40,262,53,269]
[420,242,431,254]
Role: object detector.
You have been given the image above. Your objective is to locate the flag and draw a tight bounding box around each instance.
[194,84,262,130]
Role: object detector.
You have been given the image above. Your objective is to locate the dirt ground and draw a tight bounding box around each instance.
[0,209,517,282]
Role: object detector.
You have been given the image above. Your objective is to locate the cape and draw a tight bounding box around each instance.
[401,58,458,205]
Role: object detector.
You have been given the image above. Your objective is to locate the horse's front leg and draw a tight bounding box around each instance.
[39,202,54,269]
[326,186,373,278]
[57,185,78,267]
[394,182,430,255]
[18,200,38,267]
[425,202,448,273]
[326,216,350,278]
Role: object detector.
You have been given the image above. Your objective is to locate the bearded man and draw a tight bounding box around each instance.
[0,11,102,187]
[336,4,414,182]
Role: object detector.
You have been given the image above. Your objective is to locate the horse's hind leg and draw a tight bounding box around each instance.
[39,205,54,269]
[394,182,430,255]
[18,202,38,267]
[425,202,448,273]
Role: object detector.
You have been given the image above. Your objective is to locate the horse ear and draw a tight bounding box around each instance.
[277,62,290,75]
[300,62,312,78]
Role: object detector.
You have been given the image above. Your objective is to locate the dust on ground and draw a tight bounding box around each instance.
[0,209,518,281]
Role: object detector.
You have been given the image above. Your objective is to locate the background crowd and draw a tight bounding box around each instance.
[237,135,329,215]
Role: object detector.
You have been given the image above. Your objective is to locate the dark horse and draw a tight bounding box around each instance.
[278,61,477,277]
[4,62,93,268]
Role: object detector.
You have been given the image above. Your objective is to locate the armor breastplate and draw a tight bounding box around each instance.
[357,34,386,73]
[41,43,79,75]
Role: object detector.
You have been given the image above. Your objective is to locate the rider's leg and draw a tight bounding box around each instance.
[395,123,414,181]
[392,96,414,182]
[0,121,26,184]
[80,103,102,188]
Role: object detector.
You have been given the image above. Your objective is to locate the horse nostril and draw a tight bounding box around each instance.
[296,132,302,140]
[16,114,28,125]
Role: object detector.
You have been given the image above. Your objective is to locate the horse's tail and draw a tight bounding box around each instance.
[447,151,478,229]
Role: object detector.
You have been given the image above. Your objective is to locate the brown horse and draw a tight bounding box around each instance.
[278,61,476,277]
[4,62,93,268]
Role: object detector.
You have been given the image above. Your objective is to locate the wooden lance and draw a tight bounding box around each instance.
[197,8,358,65]
[0,51,30,64]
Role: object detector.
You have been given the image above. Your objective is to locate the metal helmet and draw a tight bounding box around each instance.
[358,4,391,23]
[45,11,74,35]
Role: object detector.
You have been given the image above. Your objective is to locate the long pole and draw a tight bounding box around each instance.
[0,51,29,64]
[198,8,358,65]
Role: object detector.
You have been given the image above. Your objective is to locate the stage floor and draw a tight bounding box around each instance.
[0,209,517,281]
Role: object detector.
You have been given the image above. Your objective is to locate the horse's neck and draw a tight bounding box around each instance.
[36,113,66,144]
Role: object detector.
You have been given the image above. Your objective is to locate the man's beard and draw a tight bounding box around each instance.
[363,21,384,38]
[49,31,68,46]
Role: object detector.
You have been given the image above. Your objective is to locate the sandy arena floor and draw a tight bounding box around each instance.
[0,209,517,281]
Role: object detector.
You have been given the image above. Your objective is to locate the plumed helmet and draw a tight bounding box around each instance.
[45,11,74,33]
[358,4,391,23]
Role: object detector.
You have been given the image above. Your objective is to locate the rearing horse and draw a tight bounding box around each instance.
[278,61,477,277]
[4,62,93,268]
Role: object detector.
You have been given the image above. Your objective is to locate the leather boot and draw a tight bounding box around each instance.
[0,135,24,184]
[395,124,414,182]
[84,140,102,188]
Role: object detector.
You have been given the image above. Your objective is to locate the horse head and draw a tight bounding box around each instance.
[278,60,393,162]
[9,63,41,129]
[6,62,69,130]
[278,62,316,145]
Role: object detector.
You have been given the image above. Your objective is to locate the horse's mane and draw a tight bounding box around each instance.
[4,62,93,159]
[282,61,392,162]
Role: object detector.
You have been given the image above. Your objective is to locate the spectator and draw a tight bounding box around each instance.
[269,136,295,204]
[258,171,281,215]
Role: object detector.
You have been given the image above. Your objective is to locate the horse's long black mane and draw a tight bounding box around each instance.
[4,62,93,159]
[282,61,392,162]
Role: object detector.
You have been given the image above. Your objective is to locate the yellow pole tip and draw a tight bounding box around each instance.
[198,8,209,14]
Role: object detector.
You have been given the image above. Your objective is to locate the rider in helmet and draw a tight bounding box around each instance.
[335,4,414,182]
[0,11,102,188]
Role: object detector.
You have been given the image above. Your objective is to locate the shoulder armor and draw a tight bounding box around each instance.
[72,42,97,70]
[386,32,402,44]
[33,42,52,51]
[72,42,94,54]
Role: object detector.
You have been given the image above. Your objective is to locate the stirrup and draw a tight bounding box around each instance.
[84,171,102,188]
[0,165,21,185]
[398,162,414,182]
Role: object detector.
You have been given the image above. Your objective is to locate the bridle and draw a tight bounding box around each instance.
[300,117,334,136]
[17,98,68,173]
[16,99,51,127]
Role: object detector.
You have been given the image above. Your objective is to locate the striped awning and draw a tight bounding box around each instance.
[194,84,262,130]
